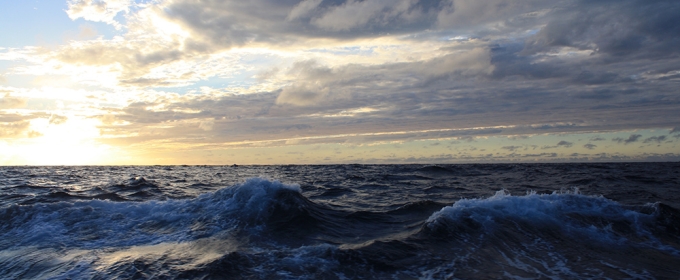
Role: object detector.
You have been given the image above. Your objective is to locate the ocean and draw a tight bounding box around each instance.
[1,163,679,279]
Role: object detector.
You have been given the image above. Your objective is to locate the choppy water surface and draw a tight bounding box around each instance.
[1,163,679,279]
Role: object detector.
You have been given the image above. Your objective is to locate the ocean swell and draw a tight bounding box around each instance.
[0,178,307,249]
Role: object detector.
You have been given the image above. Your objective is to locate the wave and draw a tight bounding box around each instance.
[0,178,318,249]
[410,189,680,278]
[424,189,677,248]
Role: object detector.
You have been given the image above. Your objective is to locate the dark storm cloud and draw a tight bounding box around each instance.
[523,0,680,58]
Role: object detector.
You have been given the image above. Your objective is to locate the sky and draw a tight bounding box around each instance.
[0,0,679,165]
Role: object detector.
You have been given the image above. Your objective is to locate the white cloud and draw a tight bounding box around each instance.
[66,0,132,29]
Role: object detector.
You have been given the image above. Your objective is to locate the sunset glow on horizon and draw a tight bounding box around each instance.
[1,0,679,165]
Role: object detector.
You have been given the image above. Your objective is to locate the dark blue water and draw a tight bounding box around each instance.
[1,163,680,279]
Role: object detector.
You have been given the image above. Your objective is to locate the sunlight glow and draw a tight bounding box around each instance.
[1,117,122,165]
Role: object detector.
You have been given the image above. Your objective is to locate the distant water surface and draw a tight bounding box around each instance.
[1,163,679,279]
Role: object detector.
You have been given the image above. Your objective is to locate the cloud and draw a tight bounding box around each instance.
[161,0,438,49]
[2,0,680,164]
[541,140,573,149]
[455,136,477,143]
[573,71,619,85]
[27,130,43,138]
[53,39,188,84]
[643,135,667,144]
[198,119,214,131]
[0,94,26,109]
[311,0,424,31]
[66,0,131,29]
[274,47,493,106]
[287,0,323,21]
[420,47,495,78]
[436,0,549,29]
[0,120,31,138]
[530,122,582,130]
[556,140,573,148]
[27,0,679,104]
[151,0,551,50]
[49,114,69,125]
[613,134,642,144]
[521,153,557,158]
[0,110,69,139]
[523,0,680,58]
[276,83,329,106]
[501,145,523,152]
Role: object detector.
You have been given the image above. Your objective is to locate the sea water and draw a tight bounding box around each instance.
[1,163,679,279]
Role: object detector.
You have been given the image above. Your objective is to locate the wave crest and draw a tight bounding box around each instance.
[0,178,308,249]
[423,189,678,251]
